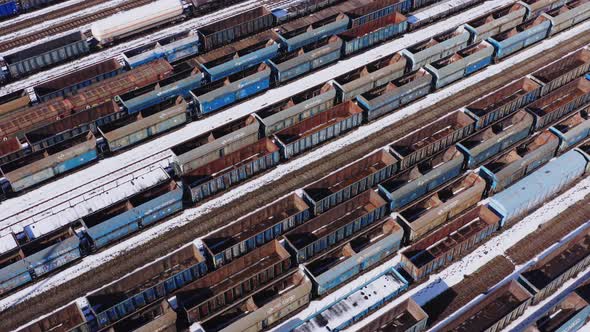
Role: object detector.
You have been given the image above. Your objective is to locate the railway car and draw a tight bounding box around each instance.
[464,77,542,129]
[274,101,363,159]
[202,193,311,269]
[0,31,90,81]
[0,0,18,18]
[425,41,494,89]
[88,244,207,329]
[479,131,560,193]
[252,83,337,137]
[304,217,404,295]
[487,16,552,60]
[302,149,398,215]
[32,59,126,102]
[14,303,90,332]
[24,100,120,152]
[519,0,569,20]
[204,271,312,332]
[195,31,279,82]
[79,169,183,250]
[464,3,527,44]
[401,206,500,281]
[523,280,590,332]
[123,30,200,69]
[357,69,433,121]
[542,0,590,36]
[529,48,590,96]
[90,0,186,45]
[291,266,408,332]
[353,298,428,332]
[550,109,590,152]
[99,101,189,152]
[437,280,533,332]
[389,110,475,171]
[183,138,280,203]
[177,240,292,324]
[526,76,590,130]
[401,27,471,72]
[395,173,486,242]
[406,0,486,29]
[284,190,388,263]
[457,110,535,168]
[378,146,465,211]
[116,62,203,114]
[332,53,407,102]
[518,226,590,305]
[488,147,590,227]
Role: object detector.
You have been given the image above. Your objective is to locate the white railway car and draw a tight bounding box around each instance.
[90,0,186,44]
[407,0,484,28]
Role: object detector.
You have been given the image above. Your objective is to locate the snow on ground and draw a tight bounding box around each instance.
[0,0,292,95]
[1,0,586,317]
[0,0,133,43]
[0,0,94,30]
[346,175,590,332]
[506,267,590,331]
[0,0,516,235]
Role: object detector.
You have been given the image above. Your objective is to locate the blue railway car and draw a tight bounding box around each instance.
[1,133,98,192]
[123,31,200,68]
[488,149,589,227]
[88,244,207,329]
[487,17,551,60]
[196,32,279,82]
[24,236,82,278]
[479,131,560,193]
[357,68,433,122]
[269,37,343,83]
[0,1,18,18]
[0,261,32,297]
[457,110,534,168]
[82,171,183,250]
[183,138,280,202]
[550,110,590,152]
[190,66,271,115]
[378,146,464,211]
[425,41,494,89]
[305,218,404,295]
[117,62,203,114]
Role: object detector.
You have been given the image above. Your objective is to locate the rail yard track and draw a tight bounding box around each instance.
[0,0,119,37]
[0,0,154,52]
[2,23,589,332]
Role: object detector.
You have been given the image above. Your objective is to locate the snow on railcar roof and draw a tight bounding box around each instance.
[0,233,17,256]
[1,167,170,238]
[295,269,407,332]
[90,0,183,40]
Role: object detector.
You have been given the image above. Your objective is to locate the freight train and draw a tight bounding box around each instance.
[1,0,589,301]
[0,0,583,199]
[5,25,590,332]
